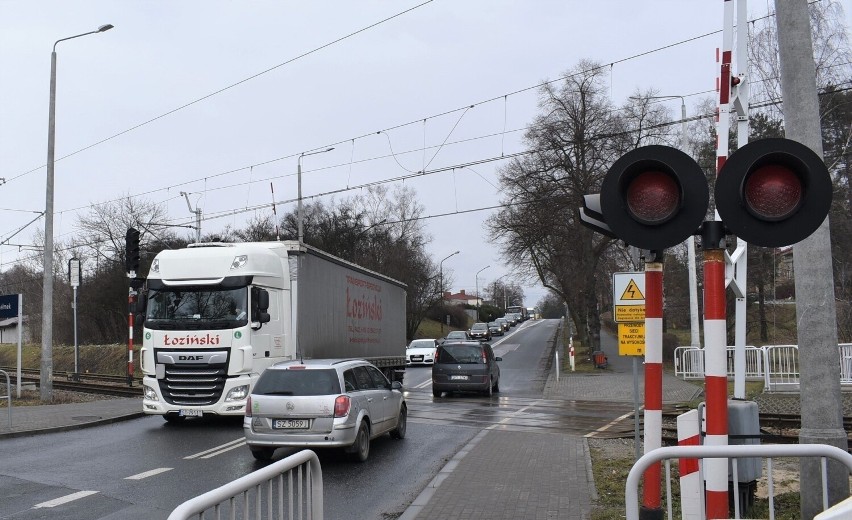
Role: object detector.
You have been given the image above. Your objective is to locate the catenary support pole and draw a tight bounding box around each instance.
[774,1,849,516]
[640,258,663,520]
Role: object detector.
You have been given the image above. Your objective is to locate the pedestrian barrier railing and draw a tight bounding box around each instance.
[167,449,323,520]
[0,369,10,429]
[763,344,800,392]
[674,343,852,392]
[625,444,852,520]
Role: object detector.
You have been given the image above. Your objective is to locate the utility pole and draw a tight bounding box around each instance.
[774,1,848,516]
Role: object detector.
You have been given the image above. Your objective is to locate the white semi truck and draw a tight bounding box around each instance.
[138,241,407,421]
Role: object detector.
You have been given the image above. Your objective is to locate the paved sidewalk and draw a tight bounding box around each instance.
[0,397,142,439]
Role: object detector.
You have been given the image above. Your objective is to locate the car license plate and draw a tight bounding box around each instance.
[273,419,310,429]
[179,409,203,417]
[412,356,423,361]
[450,375,469,380]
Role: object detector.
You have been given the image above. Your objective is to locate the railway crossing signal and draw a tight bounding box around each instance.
[580,145,709,251]
[714,138,833,248]
[125,227,140,273]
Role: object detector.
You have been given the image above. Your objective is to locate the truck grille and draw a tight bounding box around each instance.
[158,366,228,406]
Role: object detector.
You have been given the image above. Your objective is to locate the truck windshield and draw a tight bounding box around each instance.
[146,286,248,327]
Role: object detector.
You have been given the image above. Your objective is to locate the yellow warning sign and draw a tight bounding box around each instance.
[615,304,645,322]
[618,322,645,356]
[620,279,645,301]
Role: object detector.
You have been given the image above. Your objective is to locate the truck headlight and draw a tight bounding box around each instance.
[226,385,249,402]
[143,385,159,401]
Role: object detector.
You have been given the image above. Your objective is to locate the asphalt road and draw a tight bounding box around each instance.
[0,319,631,519]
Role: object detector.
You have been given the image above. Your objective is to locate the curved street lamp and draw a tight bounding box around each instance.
[438,251,460,336]
[475,265,490,321]
[42,23,114,403]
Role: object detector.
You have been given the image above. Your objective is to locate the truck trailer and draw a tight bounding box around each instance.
[138,241,407,421]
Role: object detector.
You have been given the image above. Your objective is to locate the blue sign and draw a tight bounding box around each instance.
[0,294,19,319]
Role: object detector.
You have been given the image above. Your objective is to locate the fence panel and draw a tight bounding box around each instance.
[763,345,800,392]
[625,444,852,520]
[168,449,322,520]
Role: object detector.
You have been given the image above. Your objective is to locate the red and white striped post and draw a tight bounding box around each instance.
[641,260,664,520]
[703,232,729,518]
[677,409,703,519]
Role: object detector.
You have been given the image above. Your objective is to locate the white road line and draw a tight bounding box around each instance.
[200,439,246,459]
[34,490,99,508]
[585,410,637,438]
[125,467,173,480]
[184,437,245,459]
[413,379,432,390]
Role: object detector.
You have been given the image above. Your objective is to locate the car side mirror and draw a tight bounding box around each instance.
[391,381,403,391]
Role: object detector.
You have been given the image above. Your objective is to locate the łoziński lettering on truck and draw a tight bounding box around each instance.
[137,241,406,422]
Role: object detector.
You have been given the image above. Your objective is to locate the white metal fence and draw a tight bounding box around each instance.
[168,449,323,520]
[674,344,852,391]
[625,444,852,520]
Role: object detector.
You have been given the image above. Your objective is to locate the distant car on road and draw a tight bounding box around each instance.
[406,338,438,365]
[487,322,504,336]
[432,341,502,397]
[244,359,406,462]
[467,322,492,341]
[440,330,469,344]
[496,317,510,331]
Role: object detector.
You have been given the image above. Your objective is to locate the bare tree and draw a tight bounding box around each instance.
[488,61,626,351]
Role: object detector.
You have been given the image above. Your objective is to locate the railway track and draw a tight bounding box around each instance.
[1,366,141,398]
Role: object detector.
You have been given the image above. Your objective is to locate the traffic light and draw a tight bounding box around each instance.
[125,227,140,272]
[715,138,832,248]
[581,145,709,251]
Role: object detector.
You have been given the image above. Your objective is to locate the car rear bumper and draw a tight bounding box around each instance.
[243,418,358,448]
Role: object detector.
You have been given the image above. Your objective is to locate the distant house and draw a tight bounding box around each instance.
[442,289,480,306]
[0,315,29,344]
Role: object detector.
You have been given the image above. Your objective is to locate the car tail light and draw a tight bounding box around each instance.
[334,395,351,417]
[434,349,440,362]
[481,350,487,364]
[245,395,252,417]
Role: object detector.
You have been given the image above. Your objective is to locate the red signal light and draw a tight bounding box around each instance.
[599,145,709,251]
[743,164,802,221]
[626,171,680,224]
[715,138,831,248]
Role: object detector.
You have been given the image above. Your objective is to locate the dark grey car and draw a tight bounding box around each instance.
[432,341,501,397]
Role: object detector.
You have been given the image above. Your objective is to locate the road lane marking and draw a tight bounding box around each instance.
[413,379,432,390]
[125,467,173,480]
[200,440,246,459]
[585,410,637,438]
[185,437,245,459]
[34,490,98,508]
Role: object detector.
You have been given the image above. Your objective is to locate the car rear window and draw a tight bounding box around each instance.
[437,344,484,364]
[253,368,341,396]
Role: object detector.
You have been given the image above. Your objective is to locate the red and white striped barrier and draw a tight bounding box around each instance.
[677,409,702,519]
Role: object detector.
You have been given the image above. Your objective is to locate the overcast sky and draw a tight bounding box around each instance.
[1,1,845,308]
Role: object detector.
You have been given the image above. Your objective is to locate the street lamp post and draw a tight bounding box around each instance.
[438,251,459,336]
[42,24,113,403]
[475,265,490,321]
[297,148,334,243]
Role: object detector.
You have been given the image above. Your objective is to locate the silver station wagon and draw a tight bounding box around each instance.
[244,359,406,462]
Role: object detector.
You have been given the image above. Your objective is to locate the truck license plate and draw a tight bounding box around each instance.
[450,375,469,380]
[273,419,310,429]
[179,409,203,417]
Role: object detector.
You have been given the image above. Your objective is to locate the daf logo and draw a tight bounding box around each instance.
[179,355,204,361]
[286,402,295,411]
